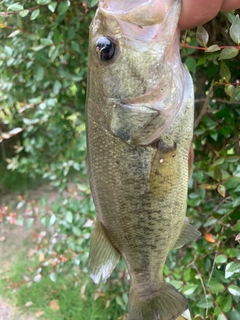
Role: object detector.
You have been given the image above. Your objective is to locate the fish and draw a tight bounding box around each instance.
[86,0,201,319]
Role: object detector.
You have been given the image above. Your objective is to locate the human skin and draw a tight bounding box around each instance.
[179,0,240,30]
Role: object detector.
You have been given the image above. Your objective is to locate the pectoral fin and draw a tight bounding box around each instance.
[172,218,201,250]
[88,220,120,284]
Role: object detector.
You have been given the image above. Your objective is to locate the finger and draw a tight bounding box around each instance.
[178,0,224,30]
[221,0,240,11]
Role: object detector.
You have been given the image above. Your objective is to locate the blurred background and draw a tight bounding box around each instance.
[0,1,239,319]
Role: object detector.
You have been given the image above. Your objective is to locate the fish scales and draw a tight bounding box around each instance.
[87,1,200,319]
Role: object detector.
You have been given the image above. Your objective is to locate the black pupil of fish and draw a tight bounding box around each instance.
[96,37,115,61]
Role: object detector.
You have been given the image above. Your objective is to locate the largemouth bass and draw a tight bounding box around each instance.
[86,0,200,319]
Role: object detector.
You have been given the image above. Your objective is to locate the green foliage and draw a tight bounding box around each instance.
[0,2,240,320]
[0,256,124,319]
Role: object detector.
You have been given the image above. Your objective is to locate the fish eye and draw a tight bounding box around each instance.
[95,36,116,61]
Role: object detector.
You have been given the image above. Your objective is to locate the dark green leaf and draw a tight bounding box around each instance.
[230,86,240,102]
[220,60,231,81]
[225,84,235,97]
[185,57,197,74]
[197,296,213,308]
[222,295,232,313]
[57,0,69,15]
[229,308,240,320]
[232,220,240,231]
[214,166,222,182]
[208,281,225,294]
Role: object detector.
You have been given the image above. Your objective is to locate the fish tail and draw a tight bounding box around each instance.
[129,283,188,320]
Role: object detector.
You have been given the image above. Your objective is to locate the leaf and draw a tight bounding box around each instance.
[19,9,29,17]
[220,60,231,81]
[225,262,235,278]
[232,220,240,231]
[48,2,57,12]
[215,254,227,264]
[35,310,44,317]
[196,296,213,309]
[208,281,225,294]
[199,184,217,190]
[116,296,125,309]
[203,218,217,227]
[49,272,57,282]
[34,274,42,282]
[217,185,226,197]
[7,3,24,11]
[230,15,240,44]
[222,295,232,313]
[228,285,240,296]
[230,86,240,102]
[7,30,21,38]
[205,233,216,243]
[35,66,44,81]
[227,262,240,273]
[65,211,73,223]
[50,214,56,225]
[53,80,62,95]
[1,127,23,140]
[49,299,60,311]
[183,284,198,295]
[214,166,222,182]
[185,57,196,74]
[25,301,33,307]
[229,309,240,320]
[37,0,51,4]
[31,9,40,20]
[57,0,69,15]
[72,226,81,236]
[219,47,239,60]
[91,0,98,6]
[40,38,53,46]
[206,44,221,52]
[225,84,235,97]
[196,26,209,47]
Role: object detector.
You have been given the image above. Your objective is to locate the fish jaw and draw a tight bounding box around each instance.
[88,0,189,145]
[99,0,174,26]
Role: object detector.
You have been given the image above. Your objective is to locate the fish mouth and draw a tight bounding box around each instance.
[99,0,175,26]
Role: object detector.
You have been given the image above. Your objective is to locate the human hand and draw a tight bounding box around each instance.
[178,0,240,30]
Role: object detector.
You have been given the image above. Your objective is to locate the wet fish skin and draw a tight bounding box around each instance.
[87,1,200,319]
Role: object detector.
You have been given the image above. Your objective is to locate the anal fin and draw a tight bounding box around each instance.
[88,220,120,284]
[172,218,201,250]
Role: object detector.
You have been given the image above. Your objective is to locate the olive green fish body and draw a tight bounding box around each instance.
[87,1,200,319]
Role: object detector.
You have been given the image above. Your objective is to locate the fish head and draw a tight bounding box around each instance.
[87,0,193,145]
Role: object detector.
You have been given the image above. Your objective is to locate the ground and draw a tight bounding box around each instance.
[0,185,58,320]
